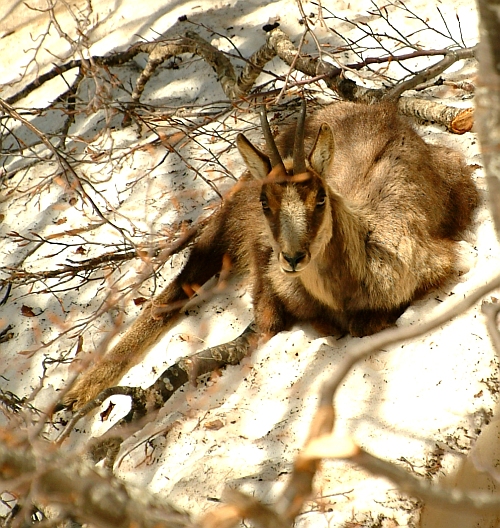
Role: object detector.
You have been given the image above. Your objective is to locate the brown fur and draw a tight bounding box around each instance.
[64,101,478,409]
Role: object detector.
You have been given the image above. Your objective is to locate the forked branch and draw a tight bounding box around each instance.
[56,323,258,453]
[4,26,476,132]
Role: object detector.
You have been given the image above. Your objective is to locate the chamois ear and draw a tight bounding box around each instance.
[237,133,272,181]
[308,123,334,176]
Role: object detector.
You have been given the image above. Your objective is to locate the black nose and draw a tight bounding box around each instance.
[282,252,307,271]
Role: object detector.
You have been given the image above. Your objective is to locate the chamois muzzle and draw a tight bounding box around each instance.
[279,250,311,273]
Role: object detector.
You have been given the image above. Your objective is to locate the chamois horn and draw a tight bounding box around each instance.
[259,105,286,172]
[293,98,307,175]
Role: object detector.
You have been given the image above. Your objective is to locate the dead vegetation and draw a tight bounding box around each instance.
[1,0,500,526]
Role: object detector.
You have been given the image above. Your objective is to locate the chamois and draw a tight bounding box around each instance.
[63,100,478,409]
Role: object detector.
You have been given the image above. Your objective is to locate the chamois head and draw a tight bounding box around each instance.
[237,101,335,274]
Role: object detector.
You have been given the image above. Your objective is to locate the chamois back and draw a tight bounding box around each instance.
[276,101,476,239]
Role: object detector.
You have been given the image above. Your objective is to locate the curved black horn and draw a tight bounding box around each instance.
[259,105,285,171]
[293,98,307,175]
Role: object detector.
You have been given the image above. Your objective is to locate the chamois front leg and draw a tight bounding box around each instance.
[346,305,410,338]
[252,276,295,342]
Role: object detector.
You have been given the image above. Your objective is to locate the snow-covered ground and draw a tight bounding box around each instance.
[2,0,500,526]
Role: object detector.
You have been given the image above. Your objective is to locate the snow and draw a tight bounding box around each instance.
[1,0,500,526]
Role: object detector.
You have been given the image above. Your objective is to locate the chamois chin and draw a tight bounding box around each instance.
[63,99,479,410]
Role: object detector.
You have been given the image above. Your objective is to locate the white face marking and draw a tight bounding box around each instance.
[279,186,308,254]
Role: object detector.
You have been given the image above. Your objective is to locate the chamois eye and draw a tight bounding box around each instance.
[316,192,326,207]
[260,194,270,211]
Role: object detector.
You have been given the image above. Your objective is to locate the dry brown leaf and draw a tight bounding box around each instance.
[21,305,36,317]
[204,419,224,431]
[100,401,116,421]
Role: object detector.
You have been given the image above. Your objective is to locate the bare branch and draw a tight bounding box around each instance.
[386,47,476,99]
[398,97,474,133]
[0,438,195,528]
[4,25,476,132]
[56,323,258,455]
